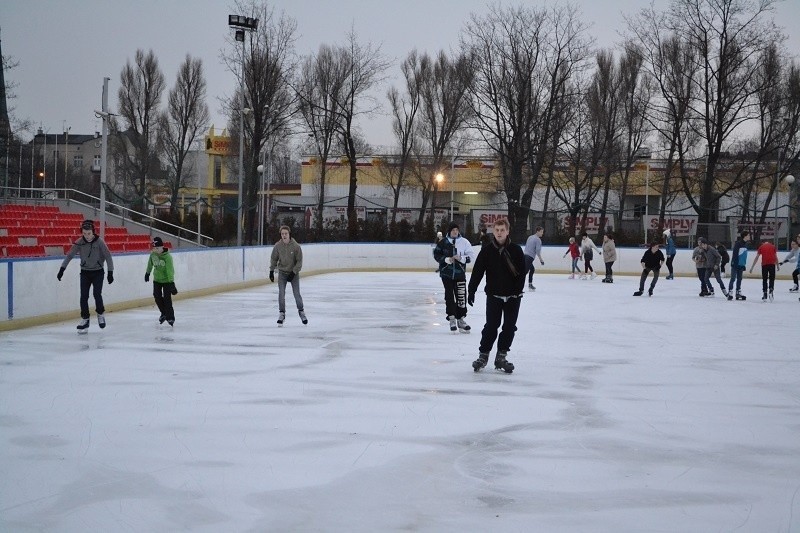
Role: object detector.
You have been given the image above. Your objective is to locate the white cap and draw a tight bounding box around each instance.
[663,228,671,236]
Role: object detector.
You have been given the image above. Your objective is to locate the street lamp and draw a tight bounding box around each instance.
[449,158,455,222]
[257,159,271,246]
[228,14,259,247]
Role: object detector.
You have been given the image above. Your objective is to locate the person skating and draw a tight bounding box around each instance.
[433,221,476,333]
[633,242,665,297]
[728,230,751,300]
[699,238,730,299]
[579,232,602,279]
[749,236,778,301]
[269,225,307,325]
[692,239,711,296]
[601,232,617,282]
[716,242,730,278]
[57,219,114,331]
[523,226,544,290]
[663,229,677,279]
[563,237,580,279]
[145,237,177,326]
[467,218,526,373]
[779,239,799,292]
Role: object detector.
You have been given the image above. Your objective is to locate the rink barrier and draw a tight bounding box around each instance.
[0,243,791,330]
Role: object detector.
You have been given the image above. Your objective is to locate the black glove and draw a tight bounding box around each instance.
[107,271,114,284]
[269,270,275,282]
[57,267,65,281]
[286,272,296,282]
[170,283,178,295]
[467,291,475,306]
[145,272,150,282]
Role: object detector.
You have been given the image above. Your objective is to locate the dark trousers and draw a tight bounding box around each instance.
[153,282,175,320]
[479,295,522,354]
[793,268,799,285]
[704,267,726,293]
[442,277,467,319]
[696,268,710,292]
[728,266,745,293]
[79,269,105,319]
[604,261,614,279]
[761,265,776,293]
[638,268,660,291]
[524,255,536,283]
[666,254,675,276]
[583,253,594,273]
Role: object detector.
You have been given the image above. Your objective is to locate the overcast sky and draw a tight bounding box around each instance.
[3,0,800,148]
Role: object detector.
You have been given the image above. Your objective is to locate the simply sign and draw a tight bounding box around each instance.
[645,215,698,236]
[560,214,613,234]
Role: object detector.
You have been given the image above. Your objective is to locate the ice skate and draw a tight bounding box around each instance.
[579,274,588,280]
[648,288,653,297]
[456,318,471,333]
[528,282,534,290]
[494,351,514,374]
[762,292,768,302]
[725,291,733,301]
[158,314,166,324]
[633,290,643,296]
[768,291,774,302]
[568,274,575,279]
[590,272,597,280]
[299,309,308,325]
[472,352,489,371]
[735,292,746,301]
[167,319,175,326]
[448,315,457,333]
[76,318,90,331]
[790,285,799,293]
[699,291,710,297]
[97,314,106,329]
[277,312,285,326]
[665,274,673,280]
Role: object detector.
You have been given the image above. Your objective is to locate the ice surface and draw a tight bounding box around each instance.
[1,272,799,531]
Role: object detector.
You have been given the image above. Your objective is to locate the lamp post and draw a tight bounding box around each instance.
[435,173,444,227]
[257,158,270,246]
[449,158,455,222]
[644,160,650,244]
[228,14,259,247]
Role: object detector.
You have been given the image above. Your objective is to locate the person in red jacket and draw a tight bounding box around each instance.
[749,236,778,301]
[562,236,580,279]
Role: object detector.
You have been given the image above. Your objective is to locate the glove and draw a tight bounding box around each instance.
[287,272,296,282]
[445,257,453,264]
[57,267,65,281]
[145,272,150,282]
[269,270,275,282]
[107,271,114,284]
[467,292,475,306]
[170,283,178,295]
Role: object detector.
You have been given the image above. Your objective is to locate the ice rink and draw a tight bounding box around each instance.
[1,270,799,532]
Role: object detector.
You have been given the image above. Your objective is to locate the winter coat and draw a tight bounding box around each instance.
[781,247,799,268]
[61,234,114,272]
[433,235,475,281]
[692,246,707,268]
[468,236,526,298]
[602,239,617,263]
[731,238,749,269]
[703,245,722,269]
[523,234,542,259]
[580,236,601,259]
[640,248,665,270]
[146,249,174,283]
[565,242,580,259]
[665,236,677,256]
[270,238,303,274]
[717,245,729,266]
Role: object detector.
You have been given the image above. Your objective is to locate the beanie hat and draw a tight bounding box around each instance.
[447,222,459,234]
[663,228,671,236]
[81,219,95,231]
[697,237,707,244]
[152,236,164,247]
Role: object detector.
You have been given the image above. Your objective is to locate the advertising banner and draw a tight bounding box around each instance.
[644,215,698,237]
[560,214,613,234]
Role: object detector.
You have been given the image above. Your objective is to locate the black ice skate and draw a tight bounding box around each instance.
[158,314,166,324]
[97,314,106,329]
[726,291,733,301]
[167,319,175,326]
[76,318,89,331]
[277,312,285,326]
[762,292,768,302]
[790,285,799,293]
[648,289,653,297]
[299,309,308,325]
[456,318,471,333]
[472,352,489,372]
[768,291,774,302]
[494,351,514,374]
[735,292,746,301]
[633,290,643,296]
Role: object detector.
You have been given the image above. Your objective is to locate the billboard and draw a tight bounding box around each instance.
[644,215,698,237]
[561,214,614,234]
[304,206,366,228]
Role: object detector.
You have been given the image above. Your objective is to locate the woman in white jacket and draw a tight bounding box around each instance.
[579,232,603,280]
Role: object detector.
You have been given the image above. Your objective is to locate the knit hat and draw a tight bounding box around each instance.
[663,228,671,236]
[698,237,707,244]
[152,236,164,247]
[447,222,459,234]
[81,219,95,231]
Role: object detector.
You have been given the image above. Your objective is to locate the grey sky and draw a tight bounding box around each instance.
[2,0,799,147]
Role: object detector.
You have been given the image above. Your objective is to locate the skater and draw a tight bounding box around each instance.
[579,232,602,279]
[467,218,526,373]
[716,242,730,278]
[563,236,580,279]
[269,225,307,325]
[145,237,177,326]
[601,232,617,283]
[700,238,729,299]
[664,229,677,279]
[523,226,544,290]
[727,230,751,300]
[433,221,476,333]
[633,242,665,296]
[56,219,115,331]
[779,239,799,292]
[693,239,711,296]
[749,236,778,301]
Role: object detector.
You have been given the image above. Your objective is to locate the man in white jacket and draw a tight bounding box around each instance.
[433,222,476,333]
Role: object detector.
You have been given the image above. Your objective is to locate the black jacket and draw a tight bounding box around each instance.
[640,248,665,270]
[468,236,526,297]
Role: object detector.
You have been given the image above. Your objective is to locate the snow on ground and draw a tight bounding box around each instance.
[1,271,799,532]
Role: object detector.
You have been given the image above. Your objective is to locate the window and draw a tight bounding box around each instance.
[214,158,222,185]
[73,155,83,167]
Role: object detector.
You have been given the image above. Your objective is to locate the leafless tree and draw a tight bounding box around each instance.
[157,55,209,218]
[222,0,297,244]
[112,49,166,213]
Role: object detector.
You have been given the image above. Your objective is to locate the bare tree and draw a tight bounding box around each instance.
[222,0,297,244]
[112,49,166,213]
[157,55,209,219]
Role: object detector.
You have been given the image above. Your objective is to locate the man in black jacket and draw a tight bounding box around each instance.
[467,218,526,373]
[633,242,665,297]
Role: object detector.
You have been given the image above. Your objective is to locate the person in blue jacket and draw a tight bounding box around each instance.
[663,228,677,279]
[727,230,751,300]
[433,222,475,333]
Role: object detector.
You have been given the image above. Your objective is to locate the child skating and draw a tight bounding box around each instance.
[563,237,580,279]
[145,236,177,326]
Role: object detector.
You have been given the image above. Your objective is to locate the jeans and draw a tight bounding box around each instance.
[604,261,614,279]
[524,255,536,283]
[571,257,579,274]
[442,277,467,319]
[728,266,745,293]
[153,281,175,321]
[638,268,660,292]
[79,269,105,319]
[704,267,726,293]
[696,268,710,292]
[666,254,675,276]
[278,271,304,313]
[761,265,776,293]
[479,295,522,354]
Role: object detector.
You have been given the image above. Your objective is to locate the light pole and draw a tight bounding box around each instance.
[449,158,455,222]
[229,14,259,247]
[257,158,270,246]
[435,173,444,227]
[644,160,650,244]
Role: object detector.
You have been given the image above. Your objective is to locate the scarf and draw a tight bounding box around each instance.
[492,236,520,277]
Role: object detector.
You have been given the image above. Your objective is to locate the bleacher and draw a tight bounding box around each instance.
[0,204,171,258]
